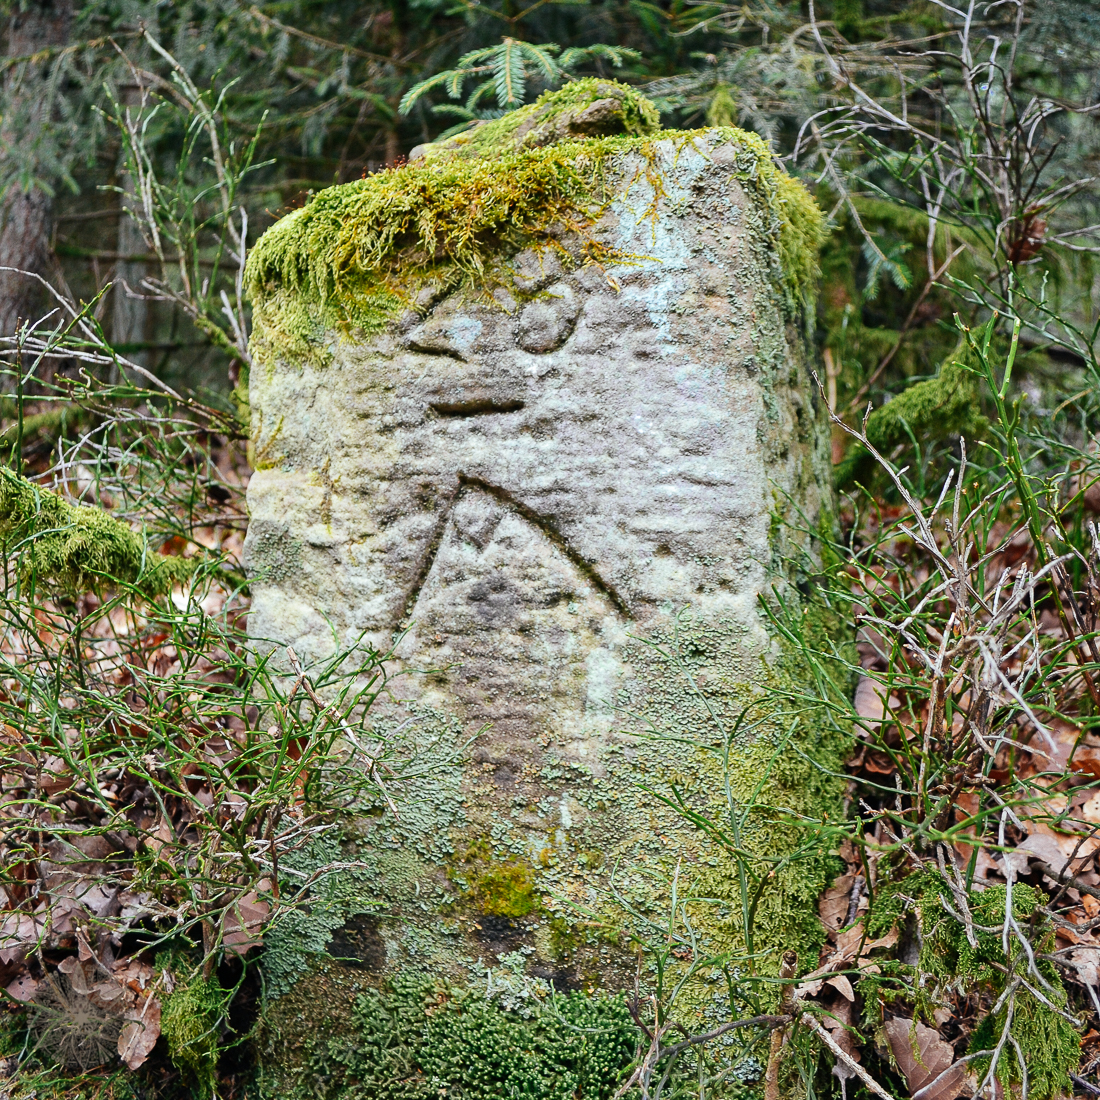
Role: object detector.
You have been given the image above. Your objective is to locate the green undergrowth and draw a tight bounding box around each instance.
[0,401,88,453]
[834,356,985,489]
[160,967,223,1100]
[263,973,637,1100]
[0,465,197,595]
[865,872,1079,1099]
[245,82,823,371]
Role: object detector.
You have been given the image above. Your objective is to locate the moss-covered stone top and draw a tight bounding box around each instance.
[245,80,824,370]
[411,77,661,159]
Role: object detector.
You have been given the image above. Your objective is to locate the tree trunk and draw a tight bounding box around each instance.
[111,83,151,376]
[0,0,74,341]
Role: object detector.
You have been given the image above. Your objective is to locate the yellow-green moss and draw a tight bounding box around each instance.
[448,841,541,919]
[0,466,197,596]
[160,969,222,1100]
[245,84,824,371]
[422,77,660,158]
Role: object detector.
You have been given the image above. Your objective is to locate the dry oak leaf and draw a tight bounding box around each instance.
[884,1016,965,1100]
[1064,946,1100,987]
[1079,791,1100,824]
[57,954,93,995]
[796,923,896,1000]
[0,912,43,964]
[4,973,38,1002]
[825,974,856,1002]
[222,889,271,955]
[1001,821,1100,881]
[117,995,161,1070]
[819,872,856,934]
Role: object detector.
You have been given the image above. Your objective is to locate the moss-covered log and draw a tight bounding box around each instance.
[0,466,196,595]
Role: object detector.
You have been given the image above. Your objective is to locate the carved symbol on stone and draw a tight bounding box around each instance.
[395,479,626,760]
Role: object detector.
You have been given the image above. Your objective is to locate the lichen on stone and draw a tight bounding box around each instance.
[244,82,824,372]
[614,596,852,1001]
[0,466,197,596]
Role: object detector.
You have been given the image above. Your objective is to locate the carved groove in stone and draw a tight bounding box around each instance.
[458,475,630,617]
[429,399,525,417]
[396,474,629,629]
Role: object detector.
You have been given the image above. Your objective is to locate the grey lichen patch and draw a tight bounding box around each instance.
[261,711,470,999]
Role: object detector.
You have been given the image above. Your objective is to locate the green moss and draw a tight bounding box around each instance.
[448,841,541,919]
[0,402,88,454]
[473,863,540,919]
[245,136,608,369]
[267,972,636,1100]
[160,970,223,1100]
[0,466,197,596]
[245,84,824,371]
[424,77,660,158]
[867,873,1080,1100]
[834,355,986,489]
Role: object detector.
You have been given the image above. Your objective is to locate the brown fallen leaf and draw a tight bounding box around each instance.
[854,677,889,730]
[825,974,856,1001]
[819,872,855,934]
[1071,745,1100,779]
[145,813,174,857]
[1064,946,1100,987]
[5,973,39,1002]
[117,995,161,1070]
[1001,822,1100,881]
[57,954,92,995]
[1080,791,1100,824]
[222,889,270,955]
[884,1016,965,1100]
[0,912,44,964]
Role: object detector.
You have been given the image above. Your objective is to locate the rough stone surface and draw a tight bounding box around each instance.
[245,134,833,1009]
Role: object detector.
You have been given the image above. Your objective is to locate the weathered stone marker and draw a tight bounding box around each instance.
[244,82,841,1080]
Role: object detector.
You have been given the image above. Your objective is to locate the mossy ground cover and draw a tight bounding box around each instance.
[833,356,986,489]
[260,971,636,1100]
[861,873,1079,1100]
[0,466,197,595]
